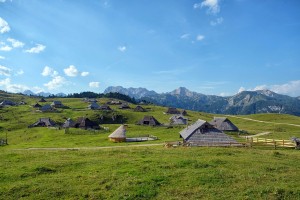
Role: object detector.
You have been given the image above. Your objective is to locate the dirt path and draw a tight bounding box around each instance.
[12,143,165,151]
[226,115,300,127]
[240,132,270,138]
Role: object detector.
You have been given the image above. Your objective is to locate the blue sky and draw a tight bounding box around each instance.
[0,0,300,96]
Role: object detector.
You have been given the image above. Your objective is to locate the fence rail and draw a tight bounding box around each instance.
[246,137,295,148]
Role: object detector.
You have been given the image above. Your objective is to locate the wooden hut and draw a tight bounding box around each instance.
[39,98,47,102]
[0,100,16,106]
[108,125,127,142]
[88,102,101,110]
[134,105,146,112]
[32,103,42,108]
[74,117,99,129]
[170,115,187,125]
[99,105,112,111]
[51,101,64,108]
[28,118,56,128]
[210,117,239,131]
[119,103,130,109]
[181,109,187,116]
[179,119,240,146]
[166,107,180,114]
[62,118,76,128]
[40,104,54,112]
[137,116,161,126]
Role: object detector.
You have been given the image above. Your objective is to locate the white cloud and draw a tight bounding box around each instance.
[0,17,10,33]
[89,82,100,88]
[180,34,190,39]
[15,69,24,76]
[210,17,223,26]
[219,92,231,97]
[64,65,78,77]
[193,3,201,9]
[81,72,89,77]
[0,77,10,86]
[200,0,220,14]
[0,56,5,59]
[32,86,44,93]
[0,65,11,76]
[118,46,126,52]
[0,45,12,51]
[41,66,58,77]
[196,35,205,41]
[44,76,67,90]
[0,77,29,93]
[25,44,46,53]
[238,87,246,93]
[239,80,300,97]
[265,81,300,97]
[7,38,24,48]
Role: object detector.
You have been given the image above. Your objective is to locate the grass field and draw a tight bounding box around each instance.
[1,147,300,199]
[1,93,300,199]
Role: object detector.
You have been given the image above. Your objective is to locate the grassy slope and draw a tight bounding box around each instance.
[1,147,300,200]
[1,93,300,199]
[0,94,300,148]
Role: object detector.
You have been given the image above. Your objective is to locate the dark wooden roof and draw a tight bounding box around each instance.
[166,107,181,114]
[28,118,56,128]
[210,117,239,131]
[137,116,161,126]
[180,119,239,145]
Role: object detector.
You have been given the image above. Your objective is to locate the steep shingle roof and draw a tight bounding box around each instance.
[210,117,239,131]
[108,125,126,139]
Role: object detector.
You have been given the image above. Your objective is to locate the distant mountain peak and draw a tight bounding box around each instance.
[170,87,195,97]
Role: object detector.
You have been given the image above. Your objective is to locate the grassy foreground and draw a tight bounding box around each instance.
[1,146,300,200]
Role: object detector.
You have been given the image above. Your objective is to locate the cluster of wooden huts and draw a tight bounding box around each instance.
[2,97,240,146]
[28,117,100,130]
[179,117,240,146]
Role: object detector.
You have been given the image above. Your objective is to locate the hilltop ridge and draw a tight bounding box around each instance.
[104,86,300,116]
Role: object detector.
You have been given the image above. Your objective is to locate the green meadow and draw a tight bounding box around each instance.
[1,93,300,199]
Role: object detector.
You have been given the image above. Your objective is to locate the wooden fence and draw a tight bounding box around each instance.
[246,137,295,149]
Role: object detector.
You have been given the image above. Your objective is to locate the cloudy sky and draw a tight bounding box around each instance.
[0,0,300,96]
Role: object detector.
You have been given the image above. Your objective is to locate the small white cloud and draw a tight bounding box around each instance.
[118,46,126,52]
[32,86,44,93]
[81,72,89,77]
[219,92,231,97]
[200,0,220,14]
[238,87,246,93]
[0,45,12,51]
[64,65,78,77]
[257,80,300,97]
[89,82,100,88]
[193,3,201,9]
[15,69,24,76]
[196,35,205,41]
[0,77,29,93]
[210,17,223,26]
[25,44,46,53]
[0,77,10,86]
[44,76,66,90]
[0,65,11,76]
[7,38,24,48]
[180,34,190,39]
[0,56,5,59]
[0,17,10,33]
[41,66,58,77]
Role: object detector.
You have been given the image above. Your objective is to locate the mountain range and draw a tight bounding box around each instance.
[104,86,300,116]
[23,90,66,97]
